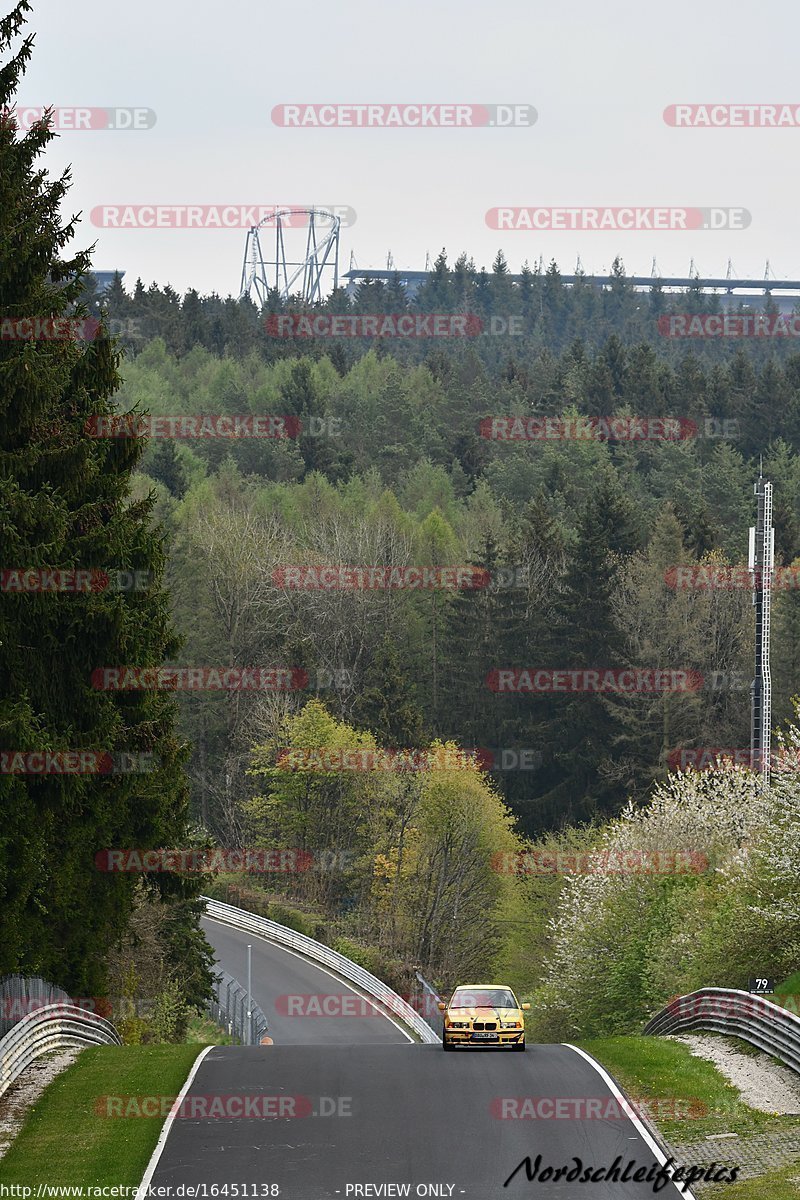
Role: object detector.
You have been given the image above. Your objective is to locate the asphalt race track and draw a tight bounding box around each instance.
[200,916,408,1045]
[144,917,699,1198]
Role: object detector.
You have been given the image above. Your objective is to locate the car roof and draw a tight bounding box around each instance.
[452,983,514,989]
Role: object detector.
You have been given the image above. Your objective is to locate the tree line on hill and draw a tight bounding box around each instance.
[3,0,800,1031]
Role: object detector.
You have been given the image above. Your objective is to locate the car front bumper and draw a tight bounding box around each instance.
[444,1029,524,1047]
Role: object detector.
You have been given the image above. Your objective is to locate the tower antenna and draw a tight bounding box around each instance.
[749,468,774,782]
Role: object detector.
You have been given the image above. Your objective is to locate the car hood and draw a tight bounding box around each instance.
[447,1007,518,1019]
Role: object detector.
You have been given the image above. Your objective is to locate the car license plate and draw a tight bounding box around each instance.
[472,1032,496,1039]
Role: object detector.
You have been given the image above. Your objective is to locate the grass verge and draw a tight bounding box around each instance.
[0,1044,205,1186]
[185,1013,233,1044]
[706,1161,800,1198]
[578,1036,800,1143]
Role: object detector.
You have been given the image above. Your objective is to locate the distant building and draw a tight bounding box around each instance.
[89,270,125,295]
[343,268,800,312]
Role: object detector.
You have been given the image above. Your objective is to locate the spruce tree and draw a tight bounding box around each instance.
[440,532,526,753]
[0,2,193,992]
[772,560,800,733]
[350,634,426,748]
[527,474,639,828]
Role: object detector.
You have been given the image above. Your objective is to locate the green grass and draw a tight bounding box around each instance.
[706,1161,800,1198]
[777,971,800,997]
[185,1012,234,1044]
[0,1044,205,1186]
[774,974,800,1017]
[578,1036,800,1144]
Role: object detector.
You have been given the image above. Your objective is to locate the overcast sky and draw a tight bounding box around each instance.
[13,0,800,297]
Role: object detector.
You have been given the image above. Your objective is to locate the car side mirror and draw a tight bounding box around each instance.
[437,1002,446,1011]
[521,1003,531,1010]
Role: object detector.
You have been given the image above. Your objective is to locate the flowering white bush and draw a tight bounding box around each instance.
[532,751,787,1039]
[743,722,800,925]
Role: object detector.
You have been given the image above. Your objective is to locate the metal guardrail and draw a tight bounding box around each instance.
[0,1003,121,1099]
[413,971,444,1036]
[203,897,439,1044]
[208,968,269,1045]
[644,988,800,1075]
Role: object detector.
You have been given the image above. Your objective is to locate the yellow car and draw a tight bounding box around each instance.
[439,984,530,1051]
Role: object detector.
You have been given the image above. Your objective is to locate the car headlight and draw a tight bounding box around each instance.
[500,1020,521,1029]
[448,1020,470,1028]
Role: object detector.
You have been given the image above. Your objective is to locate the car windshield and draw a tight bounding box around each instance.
[450,989,516,1009]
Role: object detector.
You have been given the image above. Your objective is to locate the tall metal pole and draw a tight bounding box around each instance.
[247,944,252,1046]
[749,471,774,781]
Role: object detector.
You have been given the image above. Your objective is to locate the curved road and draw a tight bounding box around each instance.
[143,915,699,1199]
[201,916,408,1045]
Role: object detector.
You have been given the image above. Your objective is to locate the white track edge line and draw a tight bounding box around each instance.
[135,1043,215,1199]
[564,1043,697,1200]
[204,914,415,1043]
